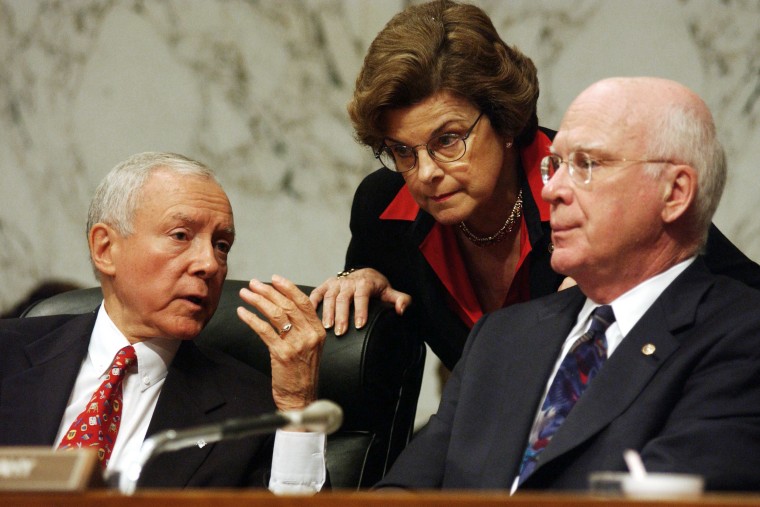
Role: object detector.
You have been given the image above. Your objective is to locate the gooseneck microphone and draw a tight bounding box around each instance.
[119,399,342,494]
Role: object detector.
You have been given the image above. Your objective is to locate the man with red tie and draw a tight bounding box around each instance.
[0,152,326,493]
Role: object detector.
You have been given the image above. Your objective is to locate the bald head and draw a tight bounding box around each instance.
[560,77,726,246]
[568,77,713,137]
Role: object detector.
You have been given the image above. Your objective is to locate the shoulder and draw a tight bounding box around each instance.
[0,313,90,339]
[357,167,405,192]
[350,168,415,229]
[464,288,582,354]
[538,125,556,141]
[353,168,406,209]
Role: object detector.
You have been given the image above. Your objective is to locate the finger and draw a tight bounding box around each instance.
[315,279,341,330]
[381,289,412,315]
[269,275,326,351]
[351,275,377,330]
[309,284,327,310]
[236,305,280,348]
[333,284,355,336]
[271,274,323,328]
[352,291,370,330]
[239,280,293,335]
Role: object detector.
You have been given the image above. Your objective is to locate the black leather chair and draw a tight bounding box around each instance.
[21,280,426,490]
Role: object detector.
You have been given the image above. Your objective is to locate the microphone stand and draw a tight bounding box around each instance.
[119,400,342,495]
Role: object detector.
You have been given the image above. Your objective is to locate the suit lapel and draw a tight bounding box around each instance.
[140,340,227,487]
[485,289,586,484]
[534,260,713,475]
[1,313,95,444]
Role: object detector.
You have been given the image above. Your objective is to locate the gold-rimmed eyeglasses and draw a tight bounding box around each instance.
[540,152,674,186]
[375,112,484,173]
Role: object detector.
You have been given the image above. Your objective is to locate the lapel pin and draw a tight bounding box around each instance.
[197,439,207,448]
[641,343,656,356]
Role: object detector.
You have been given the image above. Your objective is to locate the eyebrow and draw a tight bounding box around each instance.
[550,141,608,155]
[169,212,236,237]
[384,118,465,145]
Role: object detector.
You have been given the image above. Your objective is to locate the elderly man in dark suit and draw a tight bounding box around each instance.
[376,77,760,493]
[0,152,326,492]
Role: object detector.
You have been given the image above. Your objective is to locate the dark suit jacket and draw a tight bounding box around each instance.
[0,310,277,488]
[376,258,760,492]
[344,128,760,371]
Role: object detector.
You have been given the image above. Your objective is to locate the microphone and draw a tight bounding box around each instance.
[119,399,342,494]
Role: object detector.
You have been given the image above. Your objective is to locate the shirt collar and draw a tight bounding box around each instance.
[91,303,180,388]
[577,257,697,351]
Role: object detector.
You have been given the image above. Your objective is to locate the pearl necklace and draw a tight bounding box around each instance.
[457,189,523,247]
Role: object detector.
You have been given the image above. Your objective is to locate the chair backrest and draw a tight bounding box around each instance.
[21,280,426,489]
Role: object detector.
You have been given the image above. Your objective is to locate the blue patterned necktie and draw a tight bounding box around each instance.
[517,305,616,485]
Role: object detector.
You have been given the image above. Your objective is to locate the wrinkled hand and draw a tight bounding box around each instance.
[309,267,412,336]
[237,275,326,411]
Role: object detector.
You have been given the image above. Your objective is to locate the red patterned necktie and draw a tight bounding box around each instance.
[58,345,137,469]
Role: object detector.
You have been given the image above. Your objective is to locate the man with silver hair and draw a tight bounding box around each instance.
[376,77,760,493]
[0,152,327,492]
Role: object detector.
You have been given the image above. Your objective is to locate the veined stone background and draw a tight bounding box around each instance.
[2,0,760,425]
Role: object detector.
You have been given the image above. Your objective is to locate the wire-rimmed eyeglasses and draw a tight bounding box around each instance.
[375,112,484,173]
[540,152,674,186]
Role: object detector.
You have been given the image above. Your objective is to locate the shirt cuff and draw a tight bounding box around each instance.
[268,429,326,495]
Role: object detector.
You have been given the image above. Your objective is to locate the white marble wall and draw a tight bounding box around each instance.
[3,0,760,423]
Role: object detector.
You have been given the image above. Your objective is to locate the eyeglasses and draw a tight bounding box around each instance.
[540,152,674,186]
[375,112,484,173]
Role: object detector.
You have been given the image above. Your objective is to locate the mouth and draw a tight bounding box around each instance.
[181,295,206,309]
[431,190,458,203]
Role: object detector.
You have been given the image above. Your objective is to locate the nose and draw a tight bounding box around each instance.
[414,148,444,183]
[541,162,573,205]
[189,239,221,279]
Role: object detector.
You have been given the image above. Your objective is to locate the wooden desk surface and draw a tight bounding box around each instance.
[2,490,760,507]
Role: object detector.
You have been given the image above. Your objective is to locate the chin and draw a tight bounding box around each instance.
[165,318,207,340]
[430,207,469,226]
[549,250,579,278]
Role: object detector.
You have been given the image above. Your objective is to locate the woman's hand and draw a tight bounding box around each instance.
[237,275,326,411]
[309,267,412,336]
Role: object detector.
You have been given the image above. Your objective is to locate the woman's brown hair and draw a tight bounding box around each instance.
[349,0,539,151]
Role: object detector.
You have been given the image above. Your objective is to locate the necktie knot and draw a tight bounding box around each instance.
[589,305,615,335]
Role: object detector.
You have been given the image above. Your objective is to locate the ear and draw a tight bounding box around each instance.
[661,164,697,224]
[89,223,118,277]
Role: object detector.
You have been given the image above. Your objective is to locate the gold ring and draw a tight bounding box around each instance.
[279,322,292,335]
[337,268,356,278]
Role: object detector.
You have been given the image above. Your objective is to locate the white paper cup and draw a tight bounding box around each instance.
[589,471,704,499]
[622,473,704,499]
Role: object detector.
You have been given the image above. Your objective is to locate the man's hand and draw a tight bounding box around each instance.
[237,275,326,411]
[309,267,412,336]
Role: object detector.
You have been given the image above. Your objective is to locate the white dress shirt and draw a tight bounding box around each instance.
[54,304,325,494]
[511,257,695,493]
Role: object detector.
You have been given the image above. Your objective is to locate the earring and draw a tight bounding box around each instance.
[506,140,513,149]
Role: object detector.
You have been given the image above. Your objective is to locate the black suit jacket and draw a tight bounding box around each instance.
[0,310,276,488]
[344,127,760,370]
[377,258,760,492]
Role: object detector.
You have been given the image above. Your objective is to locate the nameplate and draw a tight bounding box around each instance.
[0,447,102,491]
